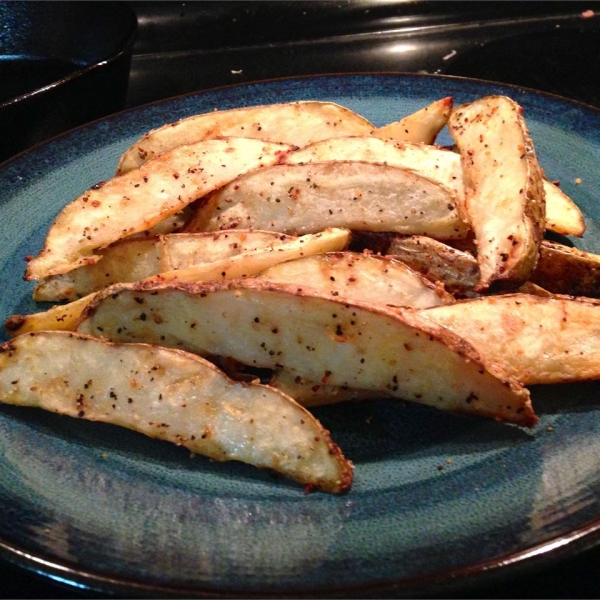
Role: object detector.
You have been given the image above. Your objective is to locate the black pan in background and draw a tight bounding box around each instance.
[0,1,137,164]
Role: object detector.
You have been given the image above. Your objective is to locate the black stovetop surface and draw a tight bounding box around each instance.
[2,2,600,598]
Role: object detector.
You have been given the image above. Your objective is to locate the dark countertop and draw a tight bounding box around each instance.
[2,2,600,597]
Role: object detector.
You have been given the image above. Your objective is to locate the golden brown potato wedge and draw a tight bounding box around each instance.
[116,101,374,174]
[185,160,470,239]
[0,331,352,492]
[286,136,584,238]
[286,136,465,197]
[257,251,454,308]
[33,238,161,302]
[33,230,298,302]
[420,293,600,385]
[142,228,351,285]
[382,235,600,300]
[532,240,600,298]
[372,97,453,145]
[8,229,350,335]
[25,138,293,281]
[5,295,93,337]
[75,279,536,426]
[448,95,546,290]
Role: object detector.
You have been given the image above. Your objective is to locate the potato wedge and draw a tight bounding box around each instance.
[286,136,584,237]
[33,238,161,302]
[382,235,600,299]
[25,138,293,281]
[8,230,349,336]
[143,228,351,285]
[544,182,586,237]
[0,331,352,492]
[5,295,93,336]
[33,230,296,302]
[532,240,600,298]
[116,101,374,174]
[268,370,381,408]
[372,97,453,145]
[448,96,546,290]
[76,279,536,426]
[420,294,600,385]
[185,161,470,239]
[257,251,454,308]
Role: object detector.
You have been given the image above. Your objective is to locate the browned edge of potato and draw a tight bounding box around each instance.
[0,330,353,493]
[74,278,536,427]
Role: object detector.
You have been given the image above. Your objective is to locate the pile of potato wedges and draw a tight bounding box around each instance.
[2,95,598,493]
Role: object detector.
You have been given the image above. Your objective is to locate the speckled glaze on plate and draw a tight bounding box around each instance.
[1,74,600,598]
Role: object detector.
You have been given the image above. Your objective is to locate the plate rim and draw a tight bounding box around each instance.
[1,71,600,598]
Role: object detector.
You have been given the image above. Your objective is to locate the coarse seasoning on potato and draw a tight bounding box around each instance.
[0,331,353,493]
[75,278,536,427]
[5,93,600,492]
[116,101,376,174]
[448,95,546,290]
[25,138,294,281]
[186,160,470,239]
[284,136,585,238]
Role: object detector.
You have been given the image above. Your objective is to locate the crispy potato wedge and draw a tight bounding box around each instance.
[420,294,600,385]
[34,230,296,302]
[33,238,161,302]
[286,136,466,197]
[448,96,546,290]
[25,138,293,281]
[0,331,352,492]
[382,235,600,299]
[185,161,470,239]
[116,101,374,174]
[544,182,586,237]
[76,279,536,426]
[372,97,453,145]
[8,230,349,336]
[532,240,600,298]
[5,295,93,336]
[268,370,381,408]
[286,136,584,237]
[257,251,454,308]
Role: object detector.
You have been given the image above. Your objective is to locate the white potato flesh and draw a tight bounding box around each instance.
[258,251,454,308]
[0,331,352,492]
[187,161,469,239]
[421,294,600,385]
[25,138,293,281]
[372,97,453,145]
[160,230,294,271]
[34,231,296,302]
[76,279,536,426]
[286,136,584,237]
[143,228,351,285]
[448,96,546,289]
[33,238,161,302]
[7,230,350,336]
[116,101,374,174]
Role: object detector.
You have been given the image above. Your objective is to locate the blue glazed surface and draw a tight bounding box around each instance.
[1,74,600,596]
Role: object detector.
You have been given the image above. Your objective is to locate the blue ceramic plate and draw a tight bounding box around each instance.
[1,74,600,597]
